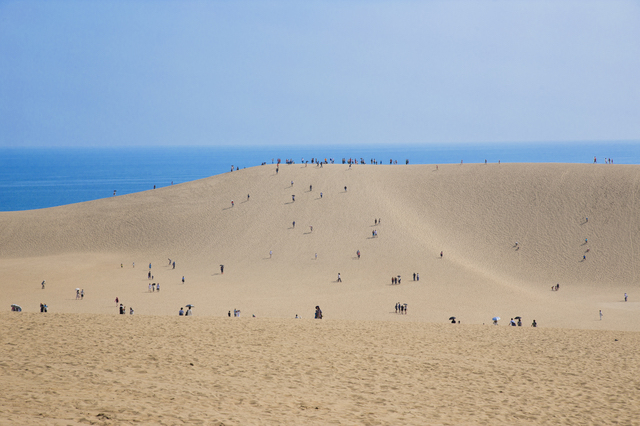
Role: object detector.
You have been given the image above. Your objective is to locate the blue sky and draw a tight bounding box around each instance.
[1,0,638,147]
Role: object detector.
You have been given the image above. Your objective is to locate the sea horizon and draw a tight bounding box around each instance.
[1,141,639,212]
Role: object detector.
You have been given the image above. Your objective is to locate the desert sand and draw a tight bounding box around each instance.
[1,162,640,424]
[1,312,639,425]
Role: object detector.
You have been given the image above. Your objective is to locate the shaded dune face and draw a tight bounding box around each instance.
[1,163,639,329]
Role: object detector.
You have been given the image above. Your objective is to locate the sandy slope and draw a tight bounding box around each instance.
[1,313,639,425]
[1,163,640,330]
[2,162,640,425]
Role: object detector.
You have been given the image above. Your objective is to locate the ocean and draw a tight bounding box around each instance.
[1,142,638,212]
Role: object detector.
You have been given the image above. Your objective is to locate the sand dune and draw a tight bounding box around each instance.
[2,163,639,330]
[2,162,640,424]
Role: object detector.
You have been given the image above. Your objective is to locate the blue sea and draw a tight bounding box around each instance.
[1,142,638,212]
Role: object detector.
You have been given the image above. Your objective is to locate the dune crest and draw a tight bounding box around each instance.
[1,163,639,330]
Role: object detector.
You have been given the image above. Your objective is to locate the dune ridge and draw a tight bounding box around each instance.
[3,162,640,424]
[2,163,639,330]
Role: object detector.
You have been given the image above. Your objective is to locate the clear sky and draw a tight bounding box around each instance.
[1,0,638,147]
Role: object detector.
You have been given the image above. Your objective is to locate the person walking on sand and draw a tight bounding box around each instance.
[337,273,342,282]
[173,261,175,269]
[115,297,119,306]
[292,194,295,202]
[182,276,185,283]
[599,310,603,320]
[625,293,628,302]
[156,283,160,291]
[440,251,443,258]
[357,250,360,259]
[81,289,84,300]
[344,186,347,192]
[315,253,318,260]
[76,289,80,300]
[310,225,313,232]
[220,265,224,274]
[269,250,273,258]
[41,280,45,289]
[231,200,234,207]
[531,319,537,327]
[148,283,152,292]
[293,221,295,228]
[315,306,323,319]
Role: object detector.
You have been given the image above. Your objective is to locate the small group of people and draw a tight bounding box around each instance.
[148,283,160,292]
[412,273,420,281]
[395,303,407,314]
[371,229,378,237]
[551,283,560,291]
[315,305,323,319]
[75,289,84,300]
[178,306,192,316]
[509,318,523,326]
[39,303,48,312]
[229,309,241,317]
[391,276,401,285]
[594,156,614,164]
